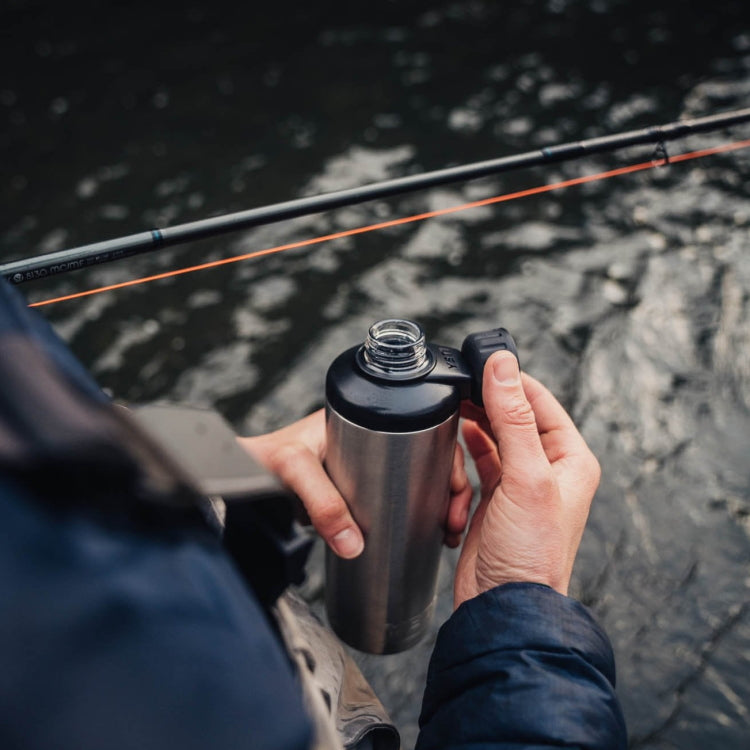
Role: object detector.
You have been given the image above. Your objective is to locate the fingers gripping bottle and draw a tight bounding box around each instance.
[324,319,518,654]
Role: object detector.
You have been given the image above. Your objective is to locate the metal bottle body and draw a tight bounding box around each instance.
[322,319,518,654]
[324,405,458,654]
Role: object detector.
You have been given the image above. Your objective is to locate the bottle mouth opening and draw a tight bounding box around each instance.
[358,319,433,379]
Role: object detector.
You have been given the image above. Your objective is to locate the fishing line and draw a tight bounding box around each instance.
[27,137,750,309]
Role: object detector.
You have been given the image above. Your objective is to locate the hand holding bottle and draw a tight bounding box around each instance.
[239,410,472,559]
[454,351,601,608]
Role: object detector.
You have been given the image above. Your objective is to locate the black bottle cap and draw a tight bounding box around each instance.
[325,324,520,430]
[326,347,461,433]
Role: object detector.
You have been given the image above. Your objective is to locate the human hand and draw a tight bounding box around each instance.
[454,351,600,609]
[240,409,473,559]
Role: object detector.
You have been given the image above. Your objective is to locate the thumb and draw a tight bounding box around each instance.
[482,351,549,490]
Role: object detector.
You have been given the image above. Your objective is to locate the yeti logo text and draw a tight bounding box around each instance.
[439,347,458,369]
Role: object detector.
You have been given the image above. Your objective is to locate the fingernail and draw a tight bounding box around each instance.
[491,351,520,385]
[332,527,364,559]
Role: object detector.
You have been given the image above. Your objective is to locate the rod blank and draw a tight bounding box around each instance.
[4,107,750,285]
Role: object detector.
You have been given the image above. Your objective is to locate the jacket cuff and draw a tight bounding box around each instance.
[417,583,627,749]
[432,582,617,686]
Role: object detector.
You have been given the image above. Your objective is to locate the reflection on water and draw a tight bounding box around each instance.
[3,0,750,746]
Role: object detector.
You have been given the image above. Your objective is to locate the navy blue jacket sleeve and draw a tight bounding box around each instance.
[416,583,627,750]
[0,280,313,750]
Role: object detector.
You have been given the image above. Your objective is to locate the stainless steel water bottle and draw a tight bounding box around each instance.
[324,319,517,654]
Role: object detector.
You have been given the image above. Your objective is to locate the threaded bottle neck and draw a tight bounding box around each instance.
[359,319,433,379]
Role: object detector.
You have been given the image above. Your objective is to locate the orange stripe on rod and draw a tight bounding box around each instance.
[29,138,750,308]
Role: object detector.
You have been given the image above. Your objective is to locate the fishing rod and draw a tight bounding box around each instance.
[3,107,750,286]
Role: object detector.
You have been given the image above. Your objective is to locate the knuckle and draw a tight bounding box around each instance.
[268,441,308,472]
[312,500,350,531]
[500,395,537,429]
[586,450,602,489]
[590,451,602,480]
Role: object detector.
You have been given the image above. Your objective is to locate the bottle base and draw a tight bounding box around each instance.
[327,598,436,655]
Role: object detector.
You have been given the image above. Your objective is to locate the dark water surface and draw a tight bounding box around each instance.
[4,0,750,746]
